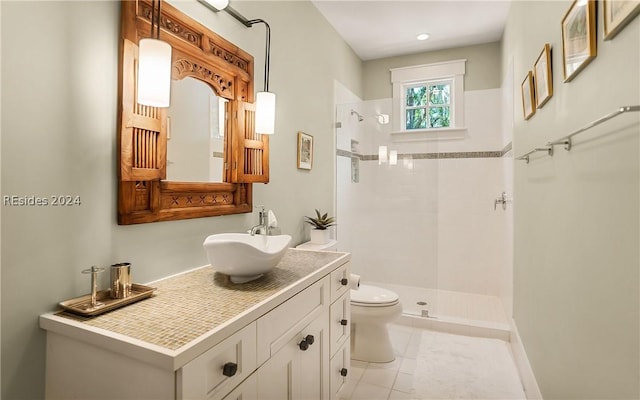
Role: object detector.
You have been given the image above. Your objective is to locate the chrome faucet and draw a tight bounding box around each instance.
[250,206,269,236]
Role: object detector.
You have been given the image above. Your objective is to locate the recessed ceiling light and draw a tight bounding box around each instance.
[416,33,430,41]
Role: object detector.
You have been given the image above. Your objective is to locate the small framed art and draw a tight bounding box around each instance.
[561,0,597,82]
[297,132,313,170]
[521,71,536,120]
[534,43,553,109]
[603,0,640,40]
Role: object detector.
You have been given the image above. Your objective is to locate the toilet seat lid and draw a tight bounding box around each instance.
[351,284,399,306]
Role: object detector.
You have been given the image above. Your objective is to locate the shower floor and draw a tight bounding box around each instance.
[368,282,511,340]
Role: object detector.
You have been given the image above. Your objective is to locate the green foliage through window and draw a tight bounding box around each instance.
[405,82,451,130]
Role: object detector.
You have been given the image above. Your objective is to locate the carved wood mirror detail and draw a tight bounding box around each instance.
[118,0,269,224]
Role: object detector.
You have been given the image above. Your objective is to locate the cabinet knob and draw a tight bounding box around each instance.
[340,368,348,377]
[340,319,348,326]
[305,334,315,345]
[222,362,238,377]
[299,334,315,351]
[340,278,348,286]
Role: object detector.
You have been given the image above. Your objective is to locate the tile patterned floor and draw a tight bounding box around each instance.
[340,324,526,400]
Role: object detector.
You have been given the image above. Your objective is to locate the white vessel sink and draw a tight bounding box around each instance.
[203,233,292,283]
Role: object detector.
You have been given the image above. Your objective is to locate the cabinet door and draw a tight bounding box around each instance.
[329,342,351,400]
[257,311,330,400]
[222,374,257,400]
[257,276,329,366]
[297,312,330,400]
[329,292,350,358]
[256,333,297,400]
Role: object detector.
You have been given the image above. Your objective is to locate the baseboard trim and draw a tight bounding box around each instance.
[510,318,543,399]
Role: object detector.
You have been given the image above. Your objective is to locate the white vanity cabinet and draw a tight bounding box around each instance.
[40,250,351,400]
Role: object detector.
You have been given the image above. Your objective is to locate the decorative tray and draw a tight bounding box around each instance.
[59,284,156,317]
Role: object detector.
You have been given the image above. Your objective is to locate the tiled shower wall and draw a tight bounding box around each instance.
[336,88,512,299]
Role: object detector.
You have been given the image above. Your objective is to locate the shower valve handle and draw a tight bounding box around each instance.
[494,191,510,210]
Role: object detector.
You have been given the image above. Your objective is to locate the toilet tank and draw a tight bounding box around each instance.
[295,239,338,251]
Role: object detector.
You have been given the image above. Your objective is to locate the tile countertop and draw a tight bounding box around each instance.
[39,248,350,370]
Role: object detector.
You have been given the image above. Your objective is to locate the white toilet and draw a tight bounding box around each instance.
[296,239,402,363]
[350,284,402,363]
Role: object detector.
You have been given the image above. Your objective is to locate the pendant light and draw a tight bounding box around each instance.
[137,0,172,107]
[216,4,276,134]
[250,19,275,135]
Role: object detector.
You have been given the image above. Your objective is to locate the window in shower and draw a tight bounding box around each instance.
[390,59,466,134]
[405,80,451,129]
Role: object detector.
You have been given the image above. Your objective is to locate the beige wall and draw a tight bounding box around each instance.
[503,1,639,398]
[0,1,362,398]
[362,41,502,100]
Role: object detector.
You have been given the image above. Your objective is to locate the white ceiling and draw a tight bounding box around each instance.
[311,0,512,61]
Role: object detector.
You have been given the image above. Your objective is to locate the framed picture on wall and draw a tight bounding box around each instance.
[561,0,597,82]
[521,71,536,120]
[534,43,553,109]
[297,132,313,170]
[603,0,640,40]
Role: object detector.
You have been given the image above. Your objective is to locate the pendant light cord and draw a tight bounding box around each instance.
[220,6,271,92]
[135,0,162,39]
[155,0,161,39]
[247,19,270,92]
[149,0,161,40]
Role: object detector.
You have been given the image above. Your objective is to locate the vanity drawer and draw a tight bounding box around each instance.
[330,262,350,303]
[329,291,350,357]
[329,341,351,400]
[257,276,329,366]
[178,322,257,400]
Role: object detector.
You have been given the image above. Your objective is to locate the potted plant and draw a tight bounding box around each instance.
[304,209,336,244]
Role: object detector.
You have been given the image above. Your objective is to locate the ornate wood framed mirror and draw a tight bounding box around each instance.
[118,0,269,224]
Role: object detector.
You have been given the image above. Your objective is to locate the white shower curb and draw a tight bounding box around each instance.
[510,318,543,399]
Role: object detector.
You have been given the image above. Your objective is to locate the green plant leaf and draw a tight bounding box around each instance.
[304,209,336,229]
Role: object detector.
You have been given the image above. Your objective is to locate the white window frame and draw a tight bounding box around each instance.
[391,59,466,135]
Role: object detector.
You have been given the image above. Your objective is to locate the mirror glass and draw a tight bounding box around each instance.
[166,77,227,182]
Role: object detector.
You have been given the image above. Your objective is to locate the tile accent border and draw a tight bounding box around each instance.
[336,149,353,158]
[501,142,513,156]
[337,141,514,161]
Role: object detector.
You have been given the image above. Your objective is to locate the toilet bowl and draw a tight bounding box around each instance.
[350,284,402,363]
[294,240,401,362]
